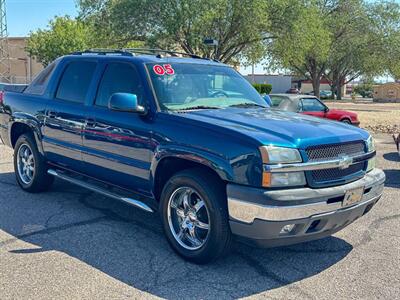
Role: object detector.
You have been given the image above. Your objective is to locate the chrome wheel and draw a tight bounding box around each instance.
[17,143,35,185]
[167,187,210,250]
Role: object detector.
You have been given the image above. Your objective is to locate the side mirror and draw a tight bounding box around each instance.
[324,107,329,113]
[108,93,146,114]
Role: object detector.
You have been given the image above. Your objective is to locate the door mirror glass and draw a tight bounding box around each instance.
[108,93,146,113]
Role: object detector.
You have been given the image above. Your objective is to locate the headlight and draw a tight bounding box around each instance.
[259,146,305,187]
[366,136,375,152]
[259,146,302,164]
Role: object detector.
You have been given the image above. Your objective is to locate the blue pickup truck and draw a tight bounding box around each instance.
[0,49,385,263]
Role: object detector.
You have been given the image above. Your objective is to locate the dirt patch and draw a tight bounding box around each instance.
[327,101,400,133]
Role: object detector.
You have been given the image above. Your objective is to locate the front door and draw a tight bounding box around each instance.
[82,62,154,196]
[43,60,98,171]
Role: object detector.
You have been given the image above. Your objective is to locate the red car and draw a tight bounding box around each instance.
[270,94,360,125]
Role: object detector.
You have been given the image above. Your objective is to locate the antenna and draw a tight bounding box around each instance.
[0,0,10,83]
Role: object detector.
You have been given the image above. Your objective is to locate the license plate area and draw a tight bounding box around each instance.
[343,187,364,207]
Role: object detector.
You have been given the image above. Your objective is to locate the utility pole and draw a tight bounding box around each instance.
[0,0,10,83]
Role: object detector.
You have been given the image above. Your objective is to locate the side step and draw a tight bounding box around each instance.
[48,169,154,213]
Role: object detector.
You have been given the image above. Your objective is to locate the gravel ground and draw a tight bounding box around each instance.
[327,101,400,133]
[0,134,399,300]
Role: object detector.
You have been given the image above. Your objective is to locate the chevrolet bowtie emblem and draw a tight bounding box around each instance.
[338,155,353,169]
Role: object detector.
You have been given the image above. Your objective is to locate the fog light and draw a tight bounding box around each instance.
[280,224,296,234]
[270,172,306,187]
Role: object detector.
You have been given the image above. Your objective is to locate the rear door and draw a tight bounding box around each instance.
[43,59,98,170]
[82,61,154,196]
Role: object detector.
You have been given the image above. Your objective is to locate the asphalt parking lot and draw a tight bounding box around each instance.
[0,133,399,299]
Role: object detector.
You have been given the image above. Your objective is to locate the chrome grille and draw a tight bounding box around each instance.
[306,141,365,162]
[306,141,366,186]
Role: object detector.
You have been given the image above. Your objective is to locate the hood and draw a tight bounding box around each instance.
[178,108,369,149]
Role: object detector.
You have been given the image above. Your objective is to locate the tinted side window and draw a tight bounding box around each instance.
[301,98,326,112]
[95,63,144,107]
[24,61,57,95]
[56,61,97,103]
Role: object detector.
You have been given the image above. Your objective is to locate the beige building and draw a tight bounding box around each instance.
[0,37,43,84]
[373,82,400,103]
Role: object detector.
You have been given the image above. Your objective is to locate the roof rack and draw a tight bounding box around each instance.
[71,49,133,56]
[71,48,218,62]
[122,48,203,59]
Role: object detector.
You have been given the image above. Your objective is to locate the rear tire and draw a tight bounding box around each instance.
[341,118,352,124]
[14,133,54,193]
[160,168,232,264]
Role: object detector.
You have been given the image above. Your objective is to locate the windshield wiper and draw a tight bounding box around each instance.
[175,106,221,111]
[229,103,268,108]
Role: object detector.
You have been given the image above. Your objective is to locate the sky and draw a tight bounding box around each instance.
[4,0,396,78]
[7,0,77,37]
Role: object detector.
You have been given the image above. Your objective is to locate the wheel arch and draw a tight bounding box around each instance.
[340,117,352,123]
[151,150,233,202]
[9,114,44,154]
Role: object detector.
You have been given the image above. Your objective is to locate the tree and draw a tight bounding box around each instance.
[324,0,375,99]
[353,78,374,98]
[78,0,295,64]
[26,16,93,66]
[268,2,332,98]
[325,0,400,99]
[373,1,400,81]
[269,0,400,99]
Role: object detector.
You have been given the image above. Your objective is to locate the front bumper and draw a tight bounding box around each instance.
[228,168,385,247]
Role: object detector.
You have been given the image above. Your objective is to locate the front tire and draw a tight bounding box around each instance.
[14,133,54,193]
[160,168,232,264]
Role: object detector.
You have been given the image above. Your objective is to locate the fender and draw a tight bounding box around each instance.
[9,112,45,155]
[150,144,235,191]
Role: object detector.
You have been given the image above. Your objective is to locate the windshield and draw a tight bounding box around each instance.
[147,63,267,111]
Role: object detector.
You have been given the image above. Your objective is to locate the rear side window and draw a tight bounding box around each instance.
[277,98,298,112]
[270,95,286,107]
[95,63,144,107]
[24,61,57,95]
[56,61,97,103]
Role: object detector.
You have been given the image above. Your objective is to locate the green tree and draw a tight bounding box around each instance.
[26,16,93,66]
[324,0,376,100]
[78,0,295,64]
[268,2,331,98]
[353,78,374,98]
[374,1,400,81]
[326,0,400,99]
[269,0,400,99]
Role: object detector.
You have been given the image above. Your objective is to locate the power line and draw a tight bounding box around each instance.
[0,0,11,83]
